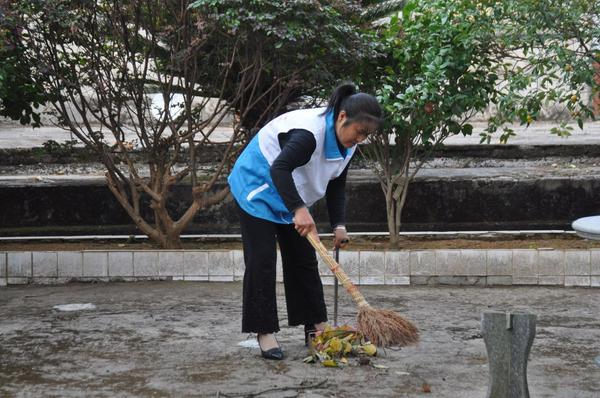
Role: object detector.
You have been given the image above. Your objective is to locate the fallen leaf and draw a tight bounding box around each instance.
[422,383,431,393]
[372,364,388,369]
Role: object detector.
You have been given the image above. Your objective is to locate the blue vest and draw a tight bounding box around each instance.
[228,108,355,224]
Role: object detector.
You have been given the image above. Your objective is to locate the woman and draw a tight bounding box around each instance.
[228,83,383,360]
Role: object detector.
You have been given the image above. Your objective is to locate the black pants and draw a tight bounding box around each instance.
[238,206,327,333]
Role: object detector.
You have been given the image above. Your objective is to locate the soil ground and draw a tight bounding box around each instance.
[1,282,599,397]
[2,235,600,251]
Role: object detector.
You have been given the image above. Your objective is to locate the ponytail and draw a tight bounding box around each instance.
[323,82,383,131]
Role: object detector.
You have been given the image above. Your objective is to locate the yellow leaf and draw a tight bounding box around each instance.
[363,343,377,356]
[343,342,353,354]
[329,337,342,354]
[322,359,338,367]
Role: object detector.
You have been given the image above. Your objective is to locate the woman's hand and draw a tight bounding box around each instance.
[293,206,316,237]
[333,225,349,249]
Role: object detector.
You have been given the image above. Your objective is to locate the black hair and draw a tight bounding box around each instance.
[323,82,383,131]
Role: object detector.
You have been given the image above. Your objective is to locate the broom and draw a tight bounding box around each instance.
[307,233,419,347]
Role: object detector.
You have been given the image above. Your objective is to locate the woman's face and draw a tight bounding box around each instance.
[335,111,376,148]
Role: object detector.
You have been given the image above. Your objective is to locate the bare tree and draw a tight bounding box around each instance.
[17,0,270,247]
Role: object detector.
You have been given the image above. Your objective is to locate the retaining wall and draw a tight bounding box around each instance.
[3,175,600,234]
[1,248,599,288]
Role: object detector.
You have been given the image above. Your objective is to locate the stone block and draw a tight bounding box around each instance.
[108,251,133,277]
[487,250,513,276]
[7,252,32,277]
[591,276,600,287]
[410,251,435,276]
[32,277,71,285]
[317,255,329,276]
[512,250,538,277]
[208,251,233,277]
[385,276,410,285]
[538,275,564,286]
[232,250,245,278]
[133,251,159,277]
[410,275,432,285]
[512,276,538,285]
[209,275,234,282]
[83,252,108,277]
[58,252,83,277]
[564,276,591,287]
[7,277,29,285]
[0,277,6,287]
[339,251,360,277]
[79,277,110,283]
[564,251,590,276]
[481,312,536,398]
[486,276,513,286]
[360,251,385,278]
[384,251,410,276]
[435,250,461,275]
[32,252,58,277]
[0,252,6,278]
[538,250,564,276]
[591,250,600,275]
[183,252,208,276]
[158,251,184,277]
[359,276,385,285]
[461,250,487,276]
[184,275,209,281]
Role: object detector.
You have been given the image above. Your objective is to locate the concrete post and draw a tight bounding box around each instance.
[481,312,536,398]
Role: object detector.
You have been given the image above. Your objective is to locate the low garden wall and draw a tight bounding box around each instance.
[2,248,599,288]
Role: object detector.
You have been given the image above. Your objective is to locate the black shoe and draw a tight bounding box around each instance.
[304,324,317,347]
[257,334,284,360]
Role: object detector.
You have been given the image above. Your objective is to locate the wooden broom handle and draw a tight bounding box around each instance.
[306,233,370,308]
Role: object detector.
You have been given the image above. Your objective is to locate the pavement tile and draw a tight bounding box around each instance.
[83,252,108,277]
[410,251,435,276]
[58,252,83,277]
[108,252,134,277]
[564,250,591,276]
[7,252,32,277]
[32,252,58,277]
[158,251,184,277]
[538,250,564,276]
[486,250,512,276]
[133,252,158,277]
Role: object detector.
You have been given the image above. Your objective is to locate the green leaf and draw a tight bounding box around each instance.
[462,123,473,136]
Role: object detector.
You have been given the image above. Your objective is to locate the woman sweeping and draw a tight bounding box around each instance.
[228,83,383,360]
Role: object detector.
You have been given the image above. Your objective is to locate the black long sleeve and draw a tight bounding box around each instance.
[326,162,350,228]
[270,129,316,212]
[270,128,350,225]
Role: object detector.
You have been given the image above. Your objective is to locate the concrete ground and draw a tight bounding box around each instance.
[1,282,599,397]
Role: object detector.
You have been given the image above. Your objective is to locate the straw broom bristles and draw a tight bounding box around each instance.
[307,234,419,347]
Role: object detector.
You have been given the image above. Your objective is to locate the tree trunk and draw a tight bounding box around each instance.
[162,231,183,249]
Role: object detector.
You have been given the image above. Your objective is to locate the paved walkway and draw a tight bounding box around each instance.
[1,282,598,397]
[1,119,600,149]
